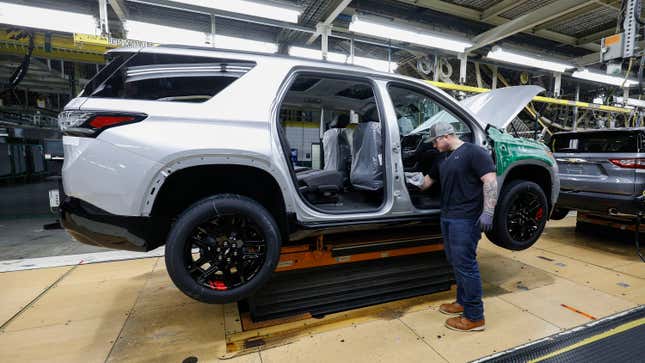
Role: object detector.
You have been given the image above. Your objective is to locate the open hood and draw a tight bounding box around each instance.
[460,85,544,130]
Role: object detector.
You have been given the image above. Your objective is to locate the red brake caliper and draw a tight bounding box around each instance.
[536,207,544,221]
[209,280,228,291]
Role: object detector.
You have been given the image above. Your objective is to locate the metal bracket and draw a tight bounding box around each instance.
[623,0,640,58]
[316,23,332,60]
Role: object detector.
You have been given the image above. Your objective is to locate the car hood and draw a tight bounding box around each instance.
[460,85,544,130]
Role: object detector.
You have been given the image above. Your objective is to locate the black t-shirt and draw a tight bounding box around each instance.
[429,142,496,219]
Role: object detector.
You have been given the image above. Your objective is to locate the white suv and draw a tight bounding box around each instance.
[59,45,559,303]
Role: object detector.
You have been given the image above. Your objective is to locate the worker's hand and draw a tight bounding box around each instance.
[405,172,425,188]
[477,212,494,232]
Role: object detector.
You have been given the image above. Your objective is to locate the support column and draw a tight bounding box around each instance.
[210,14,216,47]
[553,72,562,98]
[458,53,467,84]
[491,65,498,89]
[573,85,580,131]
[316,23,332,61]
[98,0,109,35]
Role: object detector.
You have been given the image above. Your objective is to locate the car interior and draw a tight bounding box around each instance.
[279,77,476,212]
[388,84,473,209]
[278,75,386,212]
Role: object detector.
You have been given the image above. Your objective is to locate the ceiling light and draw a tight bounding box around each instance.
[487,46,573,73]
[213,35,277,53]
[125,21,277,53]
[572,69,638,87]
[348,14,471,53]
[125,21,208,46]
[169,0,301,23]
[289,47,398,73]
[0,2,97,34]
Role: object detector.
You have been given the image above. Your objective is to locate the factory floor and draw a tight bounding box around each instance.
[0,216,643,363]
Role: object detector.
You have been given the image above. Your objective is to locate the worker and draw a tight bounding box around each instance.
[416,121,497,332]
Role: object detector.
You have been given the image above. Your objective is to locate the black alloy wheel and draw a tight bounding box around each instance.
[186,215,266,292]
[506,190,545,242]
[487,180,548,251]
[165,194,281,304]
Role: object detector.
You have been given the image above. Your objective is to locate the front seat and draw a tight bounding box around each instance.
[350,112,383,191]
[323,114,352,181]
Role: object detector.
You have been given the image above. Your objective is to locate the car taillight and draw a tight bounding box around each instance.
[58,111,146,137]
[609,158,645,169]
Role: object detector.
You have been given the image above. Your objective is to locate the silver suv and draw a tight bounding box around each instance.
[552,128,645,219]
[59,46,559,303]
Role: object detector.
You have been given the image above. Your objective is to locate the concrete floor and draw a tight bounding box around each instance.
[0,179,109,260]
[0,217,109,260]
[0,216,643,363]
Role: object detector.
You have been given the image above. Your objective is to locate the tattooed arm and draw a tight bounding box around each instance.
[481,172,498,215]
[478,172,497,232]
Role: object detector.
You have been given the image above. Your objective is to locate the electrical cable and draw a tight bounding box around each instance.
[1,30,34,94]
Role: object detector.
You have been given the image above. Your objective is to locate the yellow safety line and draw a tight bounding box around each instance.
[528,317,645,363]
[426,80,633,114]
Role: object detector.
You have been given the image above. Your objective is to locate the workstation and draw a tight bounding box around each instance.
[1,1,644,362]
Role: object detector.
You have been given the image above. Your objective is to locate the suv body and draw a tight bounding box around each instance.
[552,128,645,218]
[59,46,559,303]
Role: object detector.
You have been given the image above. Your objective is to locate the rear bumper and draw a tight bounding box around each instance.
[60,197,168,252]
[557,190,645,216]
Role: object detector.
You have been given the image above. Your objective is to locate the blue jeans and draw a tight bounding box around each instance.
[440,217,484,321]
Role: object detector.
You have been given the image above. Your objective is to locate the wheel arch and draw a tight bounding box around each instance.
[145,157,294,247]
[499,160,556,212]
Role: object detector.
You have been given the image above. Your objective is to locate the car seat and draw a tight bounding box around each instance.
[323,114,352,182]
[350,109,383,191]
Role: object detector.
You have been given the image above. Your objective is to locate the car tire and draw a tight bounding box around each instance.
[165,194,281,304]
[550,207,570,220]
[486,180,548,251]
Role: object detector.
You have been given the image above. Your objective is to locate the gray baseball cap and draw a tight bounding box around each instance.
[426,122,455,143]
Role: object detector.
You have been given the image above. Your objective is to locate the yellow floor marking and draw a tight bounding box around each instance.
[529,317,645,363]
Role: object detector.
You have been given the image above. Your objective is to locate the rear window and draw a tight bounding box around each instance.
[552,132,640,153]
[81,53,255,103]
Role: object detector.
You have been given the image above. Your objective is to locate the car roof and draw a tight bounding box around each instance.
[108,44,423,85]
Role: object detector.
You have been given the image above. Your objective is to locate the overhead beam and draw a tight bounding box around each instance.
[468,0,596,52]
[395,0,600,52]
[307,0,352,44]
[481,0,527,21]
[108,0,129,22]
[576,27,617,45]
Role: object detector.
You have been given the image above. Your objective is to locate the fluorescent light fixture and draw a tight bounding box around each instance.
[170,0,301,23]
[125,21,277,53]
[348,14,471,53]
[572,69,638,87]
[125,21,208,46]
[289,47,398,73]
[0,2,97,34]
[487,46,573,73]
[213,34,278,54]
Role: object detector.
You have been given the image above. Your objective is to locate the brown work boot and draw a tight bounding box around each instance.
[445,316,486,332]
[439,302,464,315]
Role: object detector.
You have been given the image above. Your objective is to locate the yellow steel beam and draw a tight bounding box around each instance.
[0,28,112,64]
[426,80,632,114]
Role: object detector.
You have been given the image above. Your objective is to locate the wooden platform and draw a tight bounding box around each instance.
[1,216,643,363]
